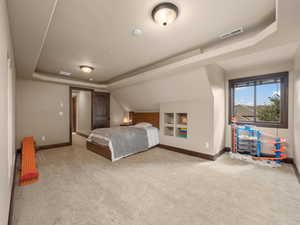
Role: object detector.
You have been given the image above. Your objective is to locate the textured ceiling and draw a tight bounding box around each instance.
[36,0,275,82]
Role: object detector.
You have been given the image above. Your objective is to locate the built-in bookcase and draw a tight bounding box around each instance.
[164,113,175,136]
[164,113,188,138]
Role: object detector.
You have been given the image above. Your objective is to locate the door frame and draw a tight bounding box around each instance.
[69,87,94,144]
[92,91,111,129]
[72,96,77,132]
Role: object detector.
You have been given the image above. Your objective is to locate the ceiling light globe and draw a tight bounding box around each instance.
[80,65,94,73]
[152,3,178,27]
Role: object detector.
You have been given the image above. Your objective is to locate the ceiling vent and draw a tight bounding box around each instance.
[59,71,72,76]
[219,27,243,40]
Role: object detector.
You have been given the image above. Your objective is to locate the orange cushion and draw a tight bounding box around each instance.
[20,137,39,185]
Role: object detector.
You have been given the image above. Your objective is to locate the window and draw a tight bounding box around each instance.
[229,72,288,128]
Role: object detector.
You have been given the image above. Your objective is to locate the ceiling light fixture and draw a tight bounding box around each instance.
[80,65,94,73]
[152,2,178,27]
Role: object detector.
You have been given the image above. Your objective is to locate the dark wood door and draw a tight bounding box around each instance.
[92,92,110,129]
[72,96,77,132]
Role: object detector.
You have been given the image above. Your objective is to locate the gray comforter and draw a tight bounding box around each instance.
[89,127,148,160]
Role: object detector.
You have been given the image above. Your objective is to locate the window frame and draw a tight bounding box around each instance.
[228,72,289,128]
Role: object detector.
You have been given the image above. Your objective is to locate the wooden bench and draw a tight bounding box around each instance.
[20,137,39,186]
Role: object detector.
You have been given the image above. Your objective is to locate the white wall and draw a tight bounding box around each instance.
[0,0,16,224]
[225,67,294,158]
[76,90,91,135]
[294,46,300,170]
[16,79,70,148]
[206,65,226,154]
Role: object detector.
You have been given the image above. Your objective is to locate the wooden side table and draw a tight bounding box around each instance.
[120,123,132,126]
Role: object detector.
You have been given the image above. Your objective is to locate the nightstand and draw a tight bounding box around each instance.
[120,124,132,126]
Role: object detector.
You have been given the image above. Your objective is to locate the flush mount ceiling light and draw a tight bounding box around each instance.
[152,2,178,27]
[80,65,94,73]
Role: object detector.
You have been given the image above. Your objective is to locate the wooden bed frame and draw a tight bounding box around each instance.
[86,112,159,160]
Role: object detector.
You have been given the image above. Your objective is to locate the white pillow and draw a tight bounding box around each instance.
[134,122,152,128]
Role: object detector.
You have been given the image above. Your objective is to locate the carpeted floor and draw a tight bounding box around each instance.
[13,134,300,225]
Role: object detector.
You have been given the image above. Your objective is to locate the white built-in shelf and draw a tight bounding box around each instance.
[165,124,175,128]
[164,113,188,138]
[164,113,174,124]
[164,126,174,137]
[164,113,175,136]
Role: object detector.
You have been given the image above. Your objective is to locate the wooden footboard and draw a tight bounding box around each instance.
[86,140,112,160]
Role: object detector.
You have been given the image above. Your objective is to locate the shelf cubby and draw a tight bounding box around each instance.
[164,113,174,126]
[163,112,188,138]
[176,113,188,126]
[164,126,174,137]
[176,127,188,138]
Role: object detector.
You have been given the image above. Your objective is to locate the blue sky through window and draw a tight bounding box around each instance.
[234,86,254,106]
[235,83,280,106]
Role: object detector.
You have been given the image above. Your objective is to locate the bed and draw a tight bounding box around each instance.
[86,112,160,161]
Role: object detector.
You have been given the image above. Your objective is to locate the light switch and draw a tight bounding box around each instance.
[59,111,64,116]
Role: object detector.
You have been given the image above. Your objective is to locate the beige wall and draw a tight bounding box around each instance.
[0,0,16,224]
[160,100,212,154]
[110,63,211,112]
[110,95,126,127]
[294,47,300,171]
[158,64,225,155]
[15,79,126,147]
[16,79,70,148]
[76,90,91,135]
[111,63,226,155]
[225,67,294,158]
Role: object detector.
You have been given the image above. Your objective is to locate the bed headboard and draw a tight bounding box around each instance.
[130,112,160,129]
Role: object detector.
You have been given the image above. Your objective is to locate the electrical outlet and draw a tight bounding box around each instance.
[41,136,46,142]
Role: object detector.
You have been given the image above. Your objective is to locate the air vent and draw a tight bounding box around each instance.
[219,27,243,40]
[59,71,72,76]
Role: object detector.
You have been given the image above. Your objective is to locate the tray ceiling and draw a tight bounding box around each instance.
[35,0,275,82]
